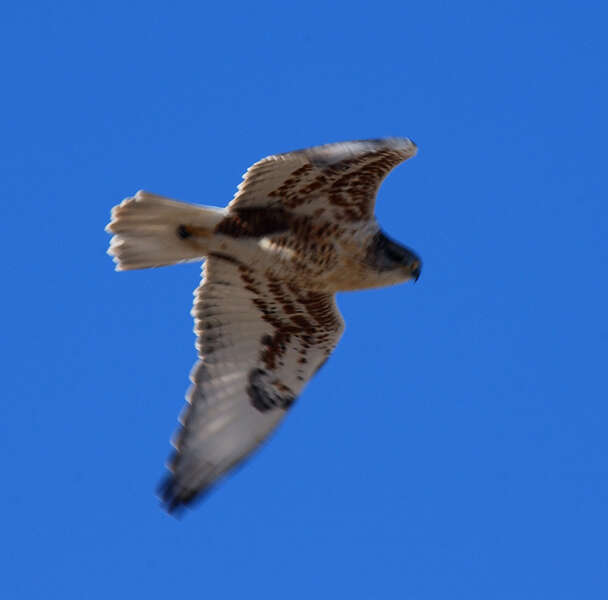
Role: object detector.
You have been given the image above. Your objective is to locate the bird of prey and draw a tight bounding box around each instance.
[106,137,422,512]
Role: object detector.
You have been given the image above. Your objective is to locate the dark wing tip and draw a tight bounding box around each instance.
[157,473,215,516]
[157,475,197,516]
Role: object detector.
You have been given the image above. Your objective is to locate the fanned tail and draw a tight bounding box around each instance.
[106,191,226,270]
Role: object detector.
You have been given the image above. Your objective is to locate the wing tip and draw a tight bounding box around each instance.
[157,475,195,516]
[302,136,417,167]
[157,473,214,516]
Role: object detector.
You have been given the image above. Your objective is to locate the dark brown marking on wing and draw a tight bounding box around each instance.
[239,265,262,294]
[215,208,291,238]
[290,314,314,330]
[300,291,342,332]
[263,150,407,221]
[231,141,412,220]
[285,151,402,218]
[267,164,315,204]
[207,252,243,266]
[252,278,298,371]
[176,224,192,239]
[325,152,406,221]
[236,265,339,378]
[247,368,296,413]
[260,329,292,371]
[254,276,340,377]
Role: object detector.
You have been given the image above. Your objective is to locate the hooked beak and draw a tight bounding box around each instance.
[401,246,422,282]
[410,259,422,282]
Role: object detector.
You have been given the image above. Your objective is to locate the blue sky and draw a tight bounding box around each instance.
[2,1,607,598]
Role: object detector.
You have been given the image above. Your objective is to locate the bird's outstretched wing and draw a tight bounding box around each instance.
[159,255,345,512]
[228,137,417,221]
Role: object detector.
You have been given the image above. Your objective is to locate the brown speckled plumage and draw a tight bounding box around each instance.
[106,137,422,513]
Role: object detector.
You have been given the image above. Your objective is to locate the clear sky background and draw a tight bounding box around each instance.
[2,1,607,598]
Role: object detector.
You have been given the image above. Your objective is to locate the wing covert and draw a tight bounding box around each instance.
[228,137,417,221]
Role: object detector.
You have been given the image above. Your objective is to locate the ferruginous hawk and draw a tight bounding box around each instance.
[106,137,422,513]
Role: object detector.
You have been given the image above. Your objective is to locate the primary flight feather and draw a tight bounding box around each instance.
[106,137,422,513]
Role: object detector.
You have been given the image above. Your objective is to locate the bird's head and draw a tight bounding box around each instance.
[366,230,422,286]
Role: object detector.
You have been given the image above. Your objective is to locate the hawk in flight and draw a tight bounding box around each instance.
[106,137,422,512]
